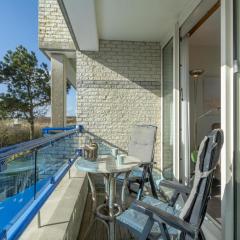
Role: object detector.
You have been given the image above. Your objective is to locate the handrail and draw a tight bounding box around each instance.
[0,125,83,164]
[41,125,79,135]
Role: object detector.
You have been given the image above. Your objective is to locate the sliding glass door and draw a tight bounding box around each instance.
[234,0,240,239]
[162,39,174,179]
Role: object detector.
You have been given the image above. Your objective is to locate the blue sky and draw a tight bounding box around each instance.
[0,1,76,116]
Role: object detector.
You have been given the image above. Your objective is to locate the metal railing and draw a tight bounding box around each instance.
[0,125,83,240]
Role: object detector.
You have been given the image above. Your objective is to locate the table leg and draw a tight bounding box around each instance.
[109,174,116,240]
[87,173,97,212]
[121,171,130,210]
[104,174,110,203]
[83,173,97,240]
[137,166,148,200]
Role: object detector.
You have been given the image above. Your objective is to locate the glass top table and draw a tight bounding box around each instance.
[75,154,141,173]
[75,154,141,240]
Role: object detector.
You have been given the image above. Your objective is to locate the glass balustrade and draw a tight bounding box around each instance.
[0,127,81,238]
[0,152,35,232]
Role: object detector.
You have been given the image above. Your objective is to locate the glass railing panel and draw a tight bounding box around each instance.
[82,132,122,156]
[0,152,35,232]
[35,133,80,197]
[96,140,112,155]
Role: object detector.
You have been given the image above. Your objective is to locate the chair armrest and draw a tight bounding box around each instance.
[132,200,198,238]
[160,180,191,194]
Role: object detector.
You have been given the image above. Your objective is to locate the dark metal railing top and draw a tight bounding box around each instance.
[0,125,83,164]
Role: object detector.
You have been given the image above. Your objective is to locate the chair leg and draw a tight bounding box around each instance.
[158,222,171,240]
[147,167,158,199]
[169,191,179,207]
[198,229,206,240]
[137,166,148,200]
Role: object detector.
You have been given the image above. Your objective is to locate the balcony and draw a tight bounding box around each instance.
[0,125,223,240]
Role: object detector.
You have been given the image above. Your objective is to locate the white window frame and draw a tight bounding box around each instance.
[160,37,174,175]
[221,0,234,239]
[180,0,235,239]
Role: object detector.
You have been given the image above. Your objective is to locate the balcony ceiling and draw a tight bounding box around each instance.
[60,0,197,51]
[96,0,192,42]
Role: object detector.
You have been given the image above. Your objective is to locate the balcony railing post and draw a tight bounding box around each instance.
[34,150,38,200]
[68,159,71,179]
[38,211,41,228]
[78,125,84,133]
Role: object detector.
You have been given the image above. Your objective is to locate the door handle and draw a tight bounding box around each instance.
[180,88,184,101]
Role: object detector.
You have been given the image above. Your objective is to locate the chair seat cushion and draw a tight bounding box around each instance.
[117,208,149,233]
[117,196,180,239]
[143,196,183,216]
[128,167,164,184]
[142,196,175,214]
[129,166,143,178]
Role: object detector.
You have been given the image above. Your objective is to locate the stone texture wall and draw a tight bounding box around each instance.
[38,0,75,50]
[76,40,161,163]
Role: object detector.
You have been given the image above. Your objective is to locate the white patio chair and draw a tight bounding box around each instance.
[126,125,158,200]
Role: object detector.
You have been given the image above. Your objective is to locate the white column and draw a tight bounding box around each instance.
[51,54,67,127]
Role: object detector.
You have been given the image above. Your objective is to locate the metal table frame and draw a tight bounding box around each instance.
[83,171,130,240]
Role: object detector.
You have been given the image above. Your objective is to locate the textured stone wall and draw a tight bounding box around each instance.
[76,40,161,163]
[38,0,75,50]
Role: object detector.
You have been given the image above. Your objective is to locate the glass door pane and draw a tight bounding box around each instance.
[162,39,174,179]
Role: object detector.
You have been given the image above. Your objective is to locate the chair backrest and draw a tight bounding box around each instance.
[179,129,224,235]
[128,125,157,163]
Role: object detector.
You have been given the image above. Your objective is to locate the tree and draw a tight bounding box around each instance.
[0,99,8,120]
[0,46,50,139]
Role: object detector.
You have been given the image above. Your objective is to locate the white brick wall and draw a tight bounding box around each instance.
[38,0,75,50]
[38,2,163,164]
[76,40,162,163]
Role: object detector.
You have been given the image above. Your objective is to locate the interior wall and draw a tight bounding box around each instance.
[189,45,220,76]
[189,45,221,151]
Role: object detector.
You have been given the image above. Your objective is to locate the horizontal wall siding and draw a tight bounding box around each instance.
[38,0,75,50]
[76,40,161,163]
